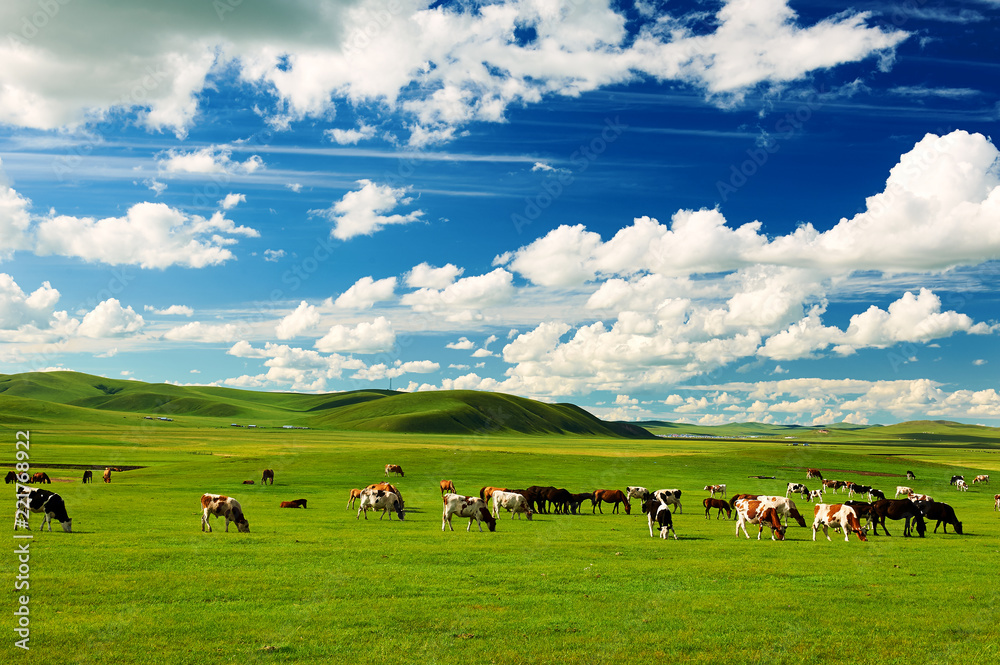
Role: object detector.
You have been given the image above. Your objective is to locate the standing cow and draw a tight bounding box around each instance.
[812,504,868,542]
[103,468,112,483]
[16,488,72,532]
[385,464,404,477]
[442,493,496,532]
[200,494,250,533]
[357,489,405,521]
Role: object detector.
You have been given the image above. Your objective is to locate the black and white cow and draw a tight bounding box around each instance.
[626,486,648,501]
[868,488,886,501]
[950,475,964,486]
[642,497,677,540]
[848,483,873,499]
[786,483,809,499]
[651,489,682,514]
[16,487,72,532]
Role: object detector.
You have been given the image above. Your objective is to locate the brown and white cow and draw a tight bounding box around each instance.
[956,479,969,492]
[822,479,848,494]
[491,490,533,520]
[440,480,456,495]
[442,493,496,532]
[704,484,727,498]
[734,499,786,541]
[261,469,274,485]
[347,488,362,510]
[812,504,868,542]
[384,464,404,477]
[994,494,1000,511]
[103,468,112,483]
[357,489,404,521]
[756,495,808,528]
[200,494,250,533]
[806,468,823,480]
[280,499,307,508]
[894,485,915,498]
[973,475,989,484]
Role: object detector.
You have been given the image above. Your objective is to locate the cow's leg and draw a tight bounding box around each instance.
[757,523,764,540]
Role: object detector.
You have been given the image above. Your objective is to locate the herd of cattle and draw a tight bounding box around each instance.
[9,462,997,542]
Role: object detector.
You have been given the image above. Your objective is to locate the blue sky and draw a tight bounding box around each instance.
[1,0,999,426]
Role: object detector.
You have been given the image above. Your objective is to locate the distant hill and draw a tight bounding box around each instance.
[0,371,654,438]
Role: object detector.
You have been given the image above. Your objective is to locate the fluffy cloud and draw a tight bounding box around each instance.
[314,180,423,240]
[315,316,396,353]
[325,124,377,145]
[158,146,264,175]
[401,268,514,320]
[406,262,463,289]
[275,301,321,340]
[227,340,367,392]
[334,276,397,309]
[351,359,440,381]
[33,204,259,269]
[144,305,194,317]
[163,322,239,343]
[0,164,32,259]
[78,299,144,338]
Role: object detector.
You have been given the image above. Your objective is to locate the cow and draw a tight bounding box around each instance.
[366,483,404,508]
[357,489,404,521]
[242,480,255,485]
[956,479,969,492]
[82,470,93,483]
[848,483,873,499]
[642,497,678,540]
[917,501,963,534]
[442,493,496,532]
[756,496,808,528]
[593,489,631,515]
[908,492,933,503]
[734,499,786,541]
[347,488,362,510]
[806,468,823,480]
[652,489,682,514]
[491,490,533,520]
[994,494,1000,511]
[808,489,824,502]
[440,480,456,495]
[703,497,731,519]
[626,486,649,501]
[868,488,886,502]
[200,494,250,532]
[280,499,308,509]
[812,504,868,542]
[31,472,51,484]
[894,486,915,498]
[870,499,925,537]
[16,487,72,532]
[906,470,916,480]
[973,475,989,484]
[261,469,274,485]
[103,468,112,483]
[822,479,847,493]
[950,475,964,486]
[5,471,17,484]
[786,483,809,499]
[385,464,404,477]
[704,484,727,498]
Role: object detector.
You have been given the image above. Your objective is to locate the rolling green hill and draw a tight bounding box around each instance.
[0,371,653,438]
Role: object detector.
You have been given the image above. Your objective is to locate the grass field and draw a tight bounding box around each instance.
[3,417,999,664]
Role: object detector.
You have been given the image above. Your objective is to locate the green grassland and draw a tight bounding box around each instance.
[2,373,1000,664]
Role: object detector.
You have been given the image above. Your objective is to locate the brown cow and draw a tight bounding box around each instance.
[103,468,112,483]
[384,464,404,477]
[806,468,823,480]
[32,472,51,484]
[592,489,631,515]
[704,497,732,519]
[280,499,308,509]
[440,480,457,495]
[261,469,274,485]
[82,470,93,483]
[347,488,362,510]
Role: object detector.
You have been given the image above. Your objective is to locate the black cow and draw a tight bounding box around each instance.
[906,471,916,480]
[950,475,964,486]
[17,488,72,532]
[870,499,925,537]
[868,488,886,501]
[917,501,963,534]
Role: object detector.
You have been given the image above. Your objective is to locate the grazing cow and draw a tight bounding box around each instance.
[642,497,678,540]
[261,469,274,485]
[626,486,649,500]
[908,492,933,503]
[808,489,824,502]
[242,480,255,485]
[357,489,405,521]
[16,488,72,532]
[973,475,989,484]
[440,480,456,495]
[442,493,496,532]
[366,482,405,508]
[479,486,506,503]
[652,489,682,514]
[703,497,731,519]
[82,470,93,483]
[786,483,809,499]
[806,468,823,480]
[734,499,786,541]
[384,464,404,477]
[994,494,1000,511]
[756,496,808,528]
[868,488,886,502]
[894,486,915,498]
[906,470,916,480]
[870,499,925,537]
[491,490,533,520]
[5,470,17,484]
[31,472,51,484]
[347,488,362,510]
[950,475,964,486]
[812,504,868,542]
[822,479,848,493]
[848,483,873,499]
[704,484,727,498]
[917,501,963,534]
[956,479,969,492]
[103,468,112,483]
[568,492,594,514]
[593,489,631,515]
[280,499,308,508]
[200,494,250,533]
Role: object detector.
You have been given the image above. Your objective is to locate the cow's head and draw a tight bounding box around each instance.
[954,521,963,535]
[479,507,497,532]
[59,518,72,533]
[236,518,250,533]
